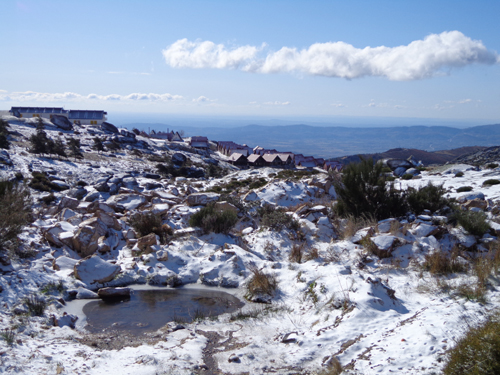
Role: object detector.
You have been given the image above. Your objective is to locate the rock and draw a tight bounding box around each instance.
[145,182,162,190]
[352,227,375,244]
[411,223,440,237]
[386,159,413,170]
[187,192,220,206]
[101,122,118,133]
[450,227,477,249]
[66,188,87,200]
[97,287,131,299]
[87,201,115,214]
[156,250,169,261]
[74,255,121,285]
[152,203,170,216]
[405,168,420,176]
[228,354,241,363]
[458,192,485,203]
[119,129,136,139]
[147,270,181,287]
[281,332,298,343]
[94,211,121,230]
[393,167,408,177]
[84,191,100,202]
[52,312,78,328]
[75,287,98,299]
[58,196,80,211]
[50,114,73,130]
[72,224,102,257]
[370,235,398,258]
[106,194,147,211]
[137,233,158,253]
[59,208,78,221]
[214,201,239,214]
[94,181,110,192]
[377,218,398,233]
[172,152,187,165]
[464,198,487,210]
[51,180,70,190]
[144,173,161,180]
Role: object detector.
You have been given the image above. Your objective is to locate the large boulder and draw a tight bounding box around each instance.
[72,218,109,257]
[51,115,73,130]
[97,287,131,299]
[101,122,118,133]
[106,194,147,211]
[385,159,413,170]
[74,255,121,286]
[187,192,220,206]
[172,152,187,165]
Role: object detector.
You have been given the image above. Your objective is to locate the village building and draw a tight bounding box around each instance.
[247,154,266,167]
[229,153,248,166]
[68,110,107,125]
[324,161,343,172]
[189,136,209,149]
[151,130,183,142]
[9,106,68,119]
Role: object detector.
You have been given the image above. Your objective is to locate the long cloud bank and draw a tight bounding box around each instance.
[162,31,499,81]
[0,91,183,102]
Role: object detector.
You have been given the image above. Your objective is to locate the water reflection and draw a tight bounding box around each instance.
[83,288,243,335]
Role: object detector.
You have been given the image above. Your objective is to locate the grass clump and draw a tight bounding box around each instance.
[456,186,473,193]
[453,209,490,236]
[483,179,500,186]
[443,312,500,375]
[0,180,32,256]
[422,248,467,276]
[0,328,16,346]
[245,268,278,301]
[129,211,173,244]
[401,173,413,180]
[188,202,238,234]
[24,295,46,316]
[258,204,300,231]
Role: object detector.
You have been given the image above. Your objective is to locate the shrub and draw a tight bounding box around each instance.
[487,163,499,169]
[483,179,500,186]
[29,172,65,192]
[258,204,300,231]
[334,157,407,220]
[275,169,320,180]
[453,209,490,236]
[0,180,32,255]
[401,173,413,180]
[245,268,278,300]
[188,203,238,234]
[456,186,473,193]
[422,248,467,275]
[129,211,172,244]
[24,295,46,316]
[316,358,343,375]
[289,243,305,263]
[406,182,449,215]
[0,119,10,149]
[455,171,464,177]
[41,193,56,205]
[443,312,500,375]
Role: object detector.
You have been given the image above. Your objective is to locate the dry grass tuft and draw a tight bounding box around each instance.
[289,243,305,263]
[422,247,467,275]
[339,214,377,240]
[246,268,278,299]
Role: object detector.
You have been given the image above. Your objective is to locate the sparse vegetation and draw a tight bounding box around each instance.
[258,204,300,231]
[0,119,10,149]
[422,248,467,275]
[208,177,267,193]
[24,295,46,316]
[188,202,238,234]
[29,171,65,192]
[0,328,16,346]
[454,171,464,177]
[275,169,320,180]
[453,208,490,236]
[289,243,305,263]
[483,179,500,186]
[456,186,473,193]
[443,311,500,375]
[0,180,32,255]
[486,163,499,169]
[129,211,173,244]
[401,173,413,180]
[406,182,449,215]
[245,268,278,301]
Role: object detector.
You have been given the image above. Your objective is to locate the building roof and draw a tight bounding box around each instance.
[262,154,279,163]
[229,153,247,162]
[247,154,264,163]
[191,136,208,142]
[10,106,68,114]
[68,110,107,120]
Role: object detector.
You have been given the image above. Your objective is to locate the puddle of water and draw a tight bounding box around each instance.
[82,288,244,335]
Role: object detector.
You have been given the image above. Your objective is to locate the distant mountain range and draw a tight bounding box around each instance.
[123,122,500,159]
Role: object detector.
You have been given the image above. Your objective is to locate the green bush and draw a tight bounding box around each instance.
[41,193,56,205]
[401,173,413,180]
[483,179,500,186]
[129,211,172,244]
[406,182,449,215]
[334,157,407,220]
[0,119,10,149]
[189,203,238,234]
[443,312,500,375]
[487,163,499,169]
[258,204,300,231]
[455,172,464,177]
[29,172,65,192]
[456,186,473,193]
[0,180,32,255]
[453,209,490,236]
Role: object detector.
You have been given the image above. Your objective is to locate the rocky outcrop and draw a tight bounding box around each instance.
[187,192,220,206]
[51,115,73,130]
[74,255,121,286]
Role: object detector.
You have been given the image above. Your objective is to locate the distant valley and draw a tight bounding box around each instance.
[123,122,500,159]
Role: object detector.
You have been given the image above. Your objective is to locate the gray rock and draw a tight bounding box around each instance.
[405,168,420,176]
[74,255,121,286]
[187,192,220,206]
[386,159,412,170]
[101,122,118,133]
[393,167,408,177]
[50,115,72,130]
[84,191,100,202]
[95,181,110,192]
[172,152,187,165]
[67,188,87,200]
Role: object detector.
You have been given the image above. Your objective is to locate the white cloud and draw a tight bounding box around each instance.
[192,95,215,103]
[0,91,183,102]
[330,103,346,108]
[263,101,290,106]
[162,31,499,81]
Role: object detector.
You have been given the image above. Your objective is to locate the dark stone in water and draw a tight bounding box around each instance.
[83,288,243,335]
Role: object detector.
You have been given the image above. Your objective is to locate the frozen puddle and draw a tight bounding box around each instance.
[81,288,244,335]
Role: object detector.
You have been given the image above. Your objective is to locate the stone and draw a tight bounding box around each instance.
[352,227,375,244]
[156,250,169,261]
[97,287,131,299]
[94,181,110,192]
[58,196,80,211]
[405,168,420,176]
[106,194,147,211]
[172,152,187,165]
[75,287,98,299]
[464,198,487,210]
[53,256,78,272]
[152,203,170,215]
[187,192,220,206]
[386,159,413,170]
[52,312,78,328]
[144,173,161,180]
[84,191,100,202]
[97,236,110,253]
[450,227,477,249]
[66,188,87,200]
[101,122,119,133]
[393,167,408,177]
[74,255,121,285]
[147,270,181,287]
[137,233,158,253]
[411,223,440,238]
[377,218,398,233]
[51,180,70,190]
[86,201,115,214]
[458,192,485,203]
[72,225,102,257]
[370,235,397,257]
[94,211,121,230]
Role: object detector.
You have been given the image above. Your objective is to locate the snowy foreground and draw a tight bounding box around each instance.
[2,118,500,374]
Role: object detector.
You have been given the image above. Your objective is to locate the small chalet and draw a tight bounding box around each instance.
[324,161,343,172]
[189,136,209,149]
[298,156,317,168]
[229,153,248,166]
[152,131,183,142]
[247,154,266,167]
[278,154,294,165]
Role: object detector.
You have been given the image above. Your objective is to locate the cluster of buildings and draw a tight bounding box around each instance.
[7,106,342,172]
[9,107,107,126]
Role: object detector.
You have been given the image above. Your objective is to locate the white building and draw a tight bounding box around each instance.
[9,107,107,126]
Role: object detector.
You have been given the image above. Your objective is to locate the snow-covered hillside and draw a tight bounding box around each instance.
[1,118,500,374]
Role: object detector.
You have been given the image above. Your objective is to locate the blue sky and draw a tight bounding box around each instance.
[1,0,500,125]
